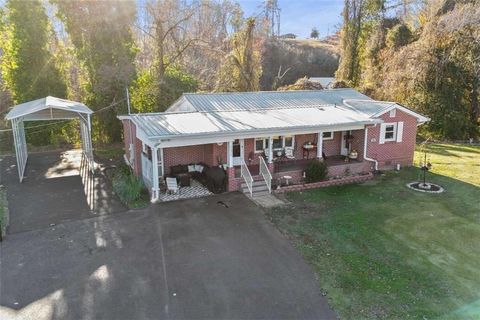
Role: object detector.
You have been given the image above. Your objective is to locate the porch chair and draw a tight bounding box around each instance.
[166,177,179,194]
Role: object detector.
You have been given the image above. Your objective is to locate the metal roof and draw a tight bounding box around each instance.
[120,105,379,140]
[166,89,372,113]
[343,99,396,117]
[5,96,93,121]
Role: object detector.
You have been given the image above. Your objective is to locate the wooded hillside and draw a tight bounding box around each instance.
[0,0,478,150]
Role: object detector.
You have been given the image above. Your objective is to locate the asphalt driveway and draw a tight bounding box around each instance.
[0,192,336,320]
[0,150,126,233]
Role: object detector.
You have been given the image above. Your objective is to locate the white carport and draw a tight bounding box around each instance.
[5,96,94,182]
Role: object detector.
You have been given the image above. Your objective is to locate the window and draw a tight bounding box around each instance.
[255,138,265,153]
[142,142,152,160]
[272,136,283,149]
[384,123,397,141]
[284,136,294,148]
[254,138,270,153]
[254,136,293,152]
[322,131,333,140]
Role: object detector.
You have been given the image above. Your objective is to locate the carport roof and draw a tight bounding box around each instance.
[5,96,93,121]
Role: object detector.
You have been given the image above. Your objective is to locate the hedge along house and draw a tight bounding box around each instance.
[118,89,429,202]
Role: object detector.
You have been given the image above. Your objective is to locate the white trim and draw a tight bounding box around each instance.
[373,104,430,123]
[254,137,268,153]
[283,135,295,148]
[317,132,323,159]
[382,122,397,142]
[227,141,233,167]
[322,131,334,140]
[396,121,404,142]
[232,139,244,166]
[389,109,396,118]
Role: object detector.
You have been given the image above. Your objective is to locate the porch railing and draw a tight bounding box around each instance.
[241,159,253,197]
[259,156,272,193]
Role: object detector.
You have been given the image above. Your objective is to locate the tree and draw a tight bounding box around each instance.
[216,18,262,92]
[54,0,137,143]
[0,0,67,103]
[130,66,198,113]
[0,0,70,146]
[310,28,319,39]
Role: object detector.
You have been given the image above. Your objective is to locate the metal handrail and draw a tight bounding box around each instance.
[241,159,253,197]
[259,156,272,193]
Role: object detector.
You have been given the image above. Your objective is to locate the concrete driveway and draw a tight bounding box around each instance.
[0,150,126,233]
[0,192,336,320]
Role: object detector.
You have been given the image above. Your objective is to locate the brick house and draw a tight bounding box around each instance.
[118,89,429,202]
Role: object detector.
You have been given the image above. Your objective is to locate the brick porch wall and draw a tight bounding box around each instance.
[272,161,371,186]
[366,109,418,169]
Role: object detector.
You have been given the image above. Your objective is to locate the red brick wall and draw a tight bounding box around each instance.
[366,109,418,169]
[163,143,228,175]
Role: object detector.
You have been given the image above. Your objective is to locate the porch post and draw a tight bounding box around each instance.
[268,136,273,163]
[227,141,233,167]
[152,146,159,202]
[317,131,323,160]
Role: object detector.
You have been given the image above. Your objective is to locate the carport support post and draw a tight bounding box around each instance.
[151,146,160,202]
[317,131,323,160]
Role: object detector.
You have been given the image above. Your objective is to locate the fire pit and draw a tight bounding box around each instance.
[406,181,444,193]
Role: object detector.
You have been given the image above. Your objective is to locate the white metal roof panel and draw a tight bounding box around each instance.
[166,89,372,113]
[5,96,93,120]
[343,99,396,117]
[124,105,377,139]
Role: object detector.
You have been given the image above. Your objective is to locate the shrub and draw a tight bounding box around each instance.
[112,164,148,205]
[305,160,328,183]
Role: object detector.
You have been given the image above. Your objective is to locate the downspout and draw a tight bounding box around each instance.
[363,124,378,171]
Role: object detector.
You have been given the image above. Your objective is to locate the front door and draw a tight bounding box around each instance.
[341,131,351,156]
[232,139,244,166]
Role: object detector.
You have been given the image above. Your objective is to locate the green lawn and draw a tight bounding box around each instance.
[267,143,480,319]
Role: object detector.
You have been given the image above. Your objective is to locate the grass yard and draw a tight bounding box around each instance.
[267,143,480,319]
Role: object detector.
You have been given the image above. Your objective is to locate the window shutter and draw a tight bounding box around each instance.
[396,121,404,142]
[379,124,386,144]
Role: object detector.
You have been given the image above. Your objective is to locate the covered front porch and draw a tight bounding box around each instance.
[137,126,373,201]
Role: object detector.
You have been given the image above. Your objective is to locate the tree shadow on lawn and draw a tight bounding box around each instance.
[424,143,480,157]
[268,168,480,319]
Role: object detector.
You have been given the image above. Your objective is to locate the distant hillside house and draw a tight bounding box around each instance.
[279,33,297,39]
[118,89,429,202]
[309,77,335,88]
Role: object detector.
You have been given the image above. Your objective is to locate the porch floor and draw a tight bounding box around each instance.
[158,179,213,202]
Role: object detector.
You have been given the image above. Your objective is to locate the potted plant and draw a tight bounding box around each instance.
[349,149,358,159]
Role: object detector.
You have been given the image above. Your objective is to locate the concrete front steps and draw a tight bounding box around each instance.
[240,176,270,197]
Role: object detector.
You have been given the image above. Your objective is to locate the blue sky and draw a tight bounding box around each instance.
[237,0,344,38]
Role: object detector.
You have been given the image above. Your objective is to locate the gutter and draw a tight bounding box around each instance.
[363,124,378,171]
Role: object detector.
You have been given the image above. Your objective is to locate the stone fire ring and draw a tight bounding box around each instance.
[406,181,445,193]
